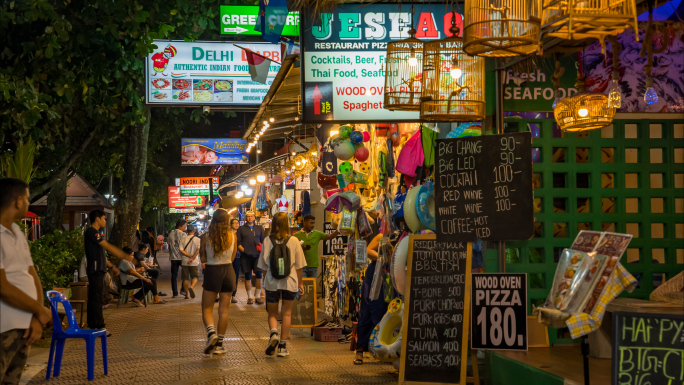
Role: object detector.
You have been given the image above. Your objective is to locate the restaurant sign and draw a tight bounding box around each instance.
[220,6,299,36]
[181,138,248,165]
[168,187,207,208]
[146,40,280,106]
[301,4,462,123]
[503,56,579,112]
[179,177,220,197]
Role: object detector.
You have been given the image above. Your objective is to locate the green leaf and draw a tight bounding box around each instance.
[170,9,178,15]
[45,46,53,58]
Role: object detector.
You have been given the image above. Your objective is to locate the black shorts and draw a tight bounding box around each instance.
[202,264,236,293]
[265,289,297,303]
[240,255,263,279]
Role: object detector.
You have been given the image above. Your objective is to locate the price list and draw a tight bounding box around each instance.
[400,236,472,385]
[435,132,534,243]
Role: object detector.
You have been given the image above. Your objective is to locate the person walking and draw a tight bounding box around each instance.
[293,214,339,278]
[0,178,53,385]
[236,211,264,304]
[168,219,187,298]
[84,210,125,332]
[257,212,306,357]
[230,218,241,303]
[199,209,237,355]
[180,225,201,300]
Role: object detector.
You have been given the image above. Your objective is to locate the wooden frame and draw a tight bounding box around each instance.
[399,234,473,385]
[291,277,318,328]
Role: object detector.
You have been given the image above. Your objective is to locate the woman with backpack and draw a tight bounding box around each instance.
[257,212,306,357]
[199,209,237,355]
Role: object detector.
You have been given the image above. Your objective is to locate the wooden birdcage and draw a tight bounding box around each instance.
[541,0,639,43]
[463,0,542,57]
[420,26,485,122]
[554,76,614,132]
[384,30,424,111]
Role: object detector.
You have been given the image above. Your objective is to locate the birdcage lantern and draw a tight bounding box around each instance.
[541,0,639,45]
[384,29,424,111]
[554,75,615,132]
[420,25,485,122]
[463,0,542,57]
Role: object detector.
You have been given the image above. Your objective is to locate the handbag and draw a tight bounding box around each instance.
[318,173,338,190]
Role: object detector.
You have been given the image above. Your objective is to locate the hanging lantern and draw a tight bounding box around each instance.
[420,23,485,122]
[463,0,542,57]
[541,0,638,48]
[384,28,424,110]
[554,71,614,132]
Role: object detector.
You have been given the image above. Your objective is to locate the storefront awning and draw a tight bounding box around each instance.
[218,153,289,190]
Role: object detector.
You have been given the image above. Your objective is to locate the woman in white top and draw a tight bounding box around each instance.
[199,209,236,355]
[257,212,306,357]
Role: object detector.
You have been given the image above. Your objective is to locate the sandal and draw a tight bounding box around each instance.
[353,353,363,365]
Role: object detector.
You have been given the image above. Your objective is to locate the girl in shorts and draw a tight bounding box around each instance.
[257,212,306,357]
[199,209,237,355]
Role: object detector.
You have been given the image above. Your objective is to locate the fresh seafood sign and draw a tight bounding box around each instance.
[146,40,280,105]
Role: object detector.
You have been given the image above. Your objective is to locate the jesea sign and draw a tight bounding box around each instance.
[146,41,280,106]
[301,4,463,123]
[219,6,299,36]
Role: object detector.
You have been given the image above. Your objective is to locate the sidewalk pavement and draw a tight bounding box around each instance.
[23,252,397,385]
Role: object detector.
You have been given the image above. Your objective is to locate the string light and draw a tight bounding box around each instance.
[249,178,256,185]
[577,101,589,117]
[263,120,267,125]
[269,117,274,122]
[450,57,461,80]
[408,47,417,67]
[240,184,248,191]
[291,151,296,156]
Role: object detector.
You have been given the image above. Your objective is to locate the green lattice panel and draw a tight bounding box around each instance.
[485,118,684,345]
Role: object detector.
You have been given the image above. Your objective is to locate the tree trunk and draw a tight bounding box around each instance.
[42,168,70,235]
[109,106,151,249]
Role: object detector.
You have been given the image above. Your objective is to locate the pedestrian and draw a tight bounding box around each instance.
[199,209,237,355]
[257,212,306,357]
[84,209,125,333]
[145,227,157,260]
[230,218,241,303]
[180,225,201,300]
[236,211,265,305]
[0,178,53,385]
[168,219,187,298]
[119,247,166,306]
[293,214,339,278]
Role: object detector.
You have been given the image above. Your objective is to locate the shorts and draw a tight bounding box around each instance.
[265,289,297,303]
[181,265,199,281]
[240,255,263,280]
[202,264,236,293]
[0,329,29,385]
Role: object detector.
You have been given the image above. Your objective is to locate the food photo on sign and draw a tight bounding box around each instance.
[181,138,249,165]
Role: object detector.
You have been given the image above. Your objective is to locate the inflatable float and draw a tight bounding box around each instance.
[369,298,404,362]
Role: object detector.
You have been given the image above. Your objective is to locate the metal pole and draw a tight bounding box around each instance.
[496,69,506,273]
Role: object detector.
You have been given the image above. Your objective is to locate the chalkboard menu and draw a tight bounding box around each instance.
[435,132,533,242]
[612,311,684,385]
[400,235,472,385]
[292,278,317,328]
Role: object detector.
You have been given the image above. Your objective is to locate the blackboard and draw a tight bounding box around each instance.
[323,222,347,256]
[399,235,472,385]
[435,132,533,242]
[470,273,528,351]
[612,311,684,385]
[291,278,317,328]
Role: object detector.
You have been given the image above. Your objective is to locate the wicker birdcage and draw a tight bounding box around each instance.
[420,25,485,122]
[384,30,424,111]
[463,0,542,57]
[554,75,615,132]
[541,0,639,43]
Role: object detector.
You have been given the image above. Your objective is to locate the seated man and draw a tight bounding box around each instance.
[118,247,166,306]
[133,244,162,282]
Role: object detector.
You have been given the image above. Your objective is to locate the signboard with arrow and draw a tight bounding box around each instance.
[220,6,299,36]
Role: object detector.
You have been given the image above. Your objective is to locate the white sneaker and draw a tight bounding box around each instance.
[204,334,218,354]
[265,332,279,356]
[276,342,289,357]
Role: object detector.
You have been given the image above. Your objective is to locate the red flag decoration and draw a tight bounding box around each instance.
[236,45,273,84]
[279,37,300,60]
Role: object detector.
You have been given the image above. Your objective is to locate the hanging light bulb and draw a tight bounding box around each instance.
[577,100,589,117]
[296,160,301,166]
[256,173,266,183]
[256,149,261,154]
[644,77,658,105]
[269,117,274,122]
[302,158,307,164]
[245,188,253,196]
[607,71,622,108]
[249,178,256,185]
[240,184,248,191]
[450,56,462,80]
[552,89,562,109]
[263,120,268,125]
[291,151,296,156]
[408,47,417,67]
[235,191,244,199]
[285,169,290,174]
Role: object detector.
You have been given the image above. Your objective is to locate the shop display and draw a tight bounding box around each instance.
[369,298,404,362]
[402,186,425,233]
[415,181,436,231]
[391,236,409,296]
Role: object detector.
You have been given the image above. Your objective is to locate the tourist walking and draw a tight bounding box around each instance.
[168,219,187,298]
[180,225,201,300]
[236,211,265,304]
[199,209,237,355]
[293,214,339,278]
[0,178,53,385]
[230,218,241,303]
[83,209,125,332]
[257,212,306,357]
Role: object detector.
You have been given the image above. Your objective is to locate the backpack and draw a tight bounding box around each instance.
[269,236,292,279]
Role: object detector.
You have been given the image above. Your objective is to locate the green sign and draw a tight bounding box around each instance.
[503,57,579,112]
[180,188,218,197]
[220,6,299,36]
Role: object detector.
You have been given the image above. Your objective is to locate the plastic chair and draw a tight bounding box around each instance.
[46,290,108,381]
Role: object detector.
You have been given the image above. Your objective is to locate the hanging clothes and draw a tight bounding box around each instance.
[301,190,311,216]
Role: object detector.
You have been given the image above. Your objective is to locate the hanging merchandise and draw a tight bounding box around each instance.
[354,146,369,163]
[403,185,425,233]
[325,190,361,214]
[416,180,436,231]
[339,125,353,139]
[378,150,388,189]
[320,139,338,176]
[391,235,410,295]
[362,131,371,142]
[368,256,385,301]
[393,185,407,220]
[336,174,350,189]
[355,239,368,266]
[318,173,338,190]
[395,130,424,178]
[349,131,364,145]
[356,209,372,239]
[369,298,404,362]
[333,139,356,161]
[385,139,396,178]
[446,122,483,138]
[338,208,357,235]
[421,125,437,168]
[301,190,311,216]
[375,123,390,137]
[345,170,368,186]
[275,194,290,213]
[339,161,353,174]
[388,124,401,147]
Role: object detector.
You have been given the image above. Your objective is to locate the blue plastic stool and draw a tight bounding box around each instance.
[46,290,108,381]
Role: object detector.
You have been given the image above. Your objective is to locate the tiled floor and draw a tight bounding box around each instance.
[26,253,397,385]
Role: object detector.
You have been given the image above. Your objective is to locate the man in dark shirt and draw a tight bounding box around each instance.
[236,211,264,304]
[84,210,126,331]
[133,244,161,282]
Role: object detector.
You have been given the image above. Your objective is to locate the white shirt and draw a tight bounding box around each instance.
[167,229,184,261]
[0,223,38,333]
[257,236,306,293]
[117,259,138,284]
[181,235,201,266]
[205,236,235,266]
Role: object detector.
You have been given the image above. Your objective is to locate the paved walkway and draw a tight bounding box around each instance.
[24,253,397,385]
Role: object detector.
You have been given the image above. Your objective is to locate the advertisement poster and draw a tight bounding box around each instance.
[181,138,248,165]
[179,177,219,197]
[168,186,207,208]
[220,6,299,36]
[146,40,281,105]
[301,4,461,123]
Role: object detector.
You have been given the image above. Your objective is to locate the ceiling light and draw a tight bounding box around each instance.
[291,151,296,156]
[245,188,253,196]
[249,178,256,185]
[295,160,301,166]
[240,184,248,191]
[263,120,267,125]
[256,174,266,183]
[235,192,244,198]
[450,57,462,80]
[257,149,261,154]
[270,117,274,122]
[577,101,588,117]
